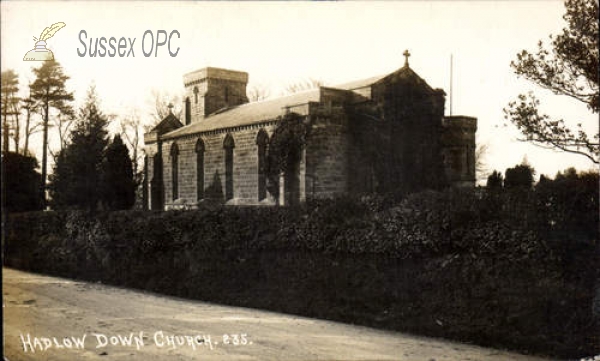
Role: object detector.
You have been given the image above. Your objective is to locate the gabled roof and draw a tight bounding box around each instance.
[163,88,323,139]
[334,74,386,91]
[160,66,437,140]
[373,65,437,94]
[150,112,184,135]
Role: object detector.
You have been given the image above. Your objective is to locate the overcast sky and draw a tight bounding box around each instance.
[1,1,597,180]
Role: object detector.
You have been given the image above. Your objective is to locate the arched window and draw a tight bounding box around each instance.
[170,143,179,201]
[195,138,205,201]
[256,129,269,201]
[193,86,199,104]
[185,97,191,125]
[223,134,235,201]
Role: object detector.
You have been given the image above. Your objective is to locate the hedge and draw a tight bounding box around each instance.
[4,188,599,358]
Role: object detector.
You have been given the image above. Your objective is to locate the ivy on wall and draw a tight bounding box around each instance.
[265,112,311,200]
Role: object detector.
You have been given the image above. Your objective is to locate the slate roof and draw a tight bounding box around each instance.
[334,74,386,90]
[159,67,421,140]
[162,89,322,139]
[149,112,183,134]
[374,66,438,94]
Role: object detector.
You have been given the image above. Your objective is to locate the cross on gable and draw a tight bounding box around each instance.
[403,49,411,67]
[167,103,174,114]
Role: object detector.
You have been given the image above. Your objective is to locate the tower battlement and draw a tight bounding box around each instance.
[183,67,249,124]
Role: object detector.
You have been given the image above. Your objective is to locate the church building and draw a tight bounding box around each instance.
[143,52,477,210]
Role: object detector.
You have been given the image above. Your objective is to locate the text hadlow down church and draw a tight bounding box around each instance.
[143,53,477,209]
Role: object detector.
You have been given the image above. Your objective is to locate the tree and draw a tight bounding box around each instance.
[504,0,599,163]
[265,112,310,202]
[101,135,135,210]
[149,89,182,124]
[31,60,74,208]
[475,143,490,183]
[504,163,536,189]
[118,111,145,185]
[49,86,108,210]
[486,170,504,189]
[538,174,551,185]
[247,83,271,102]
[1,70,19,153]
[2,152,43,212]
[9,95,22,153]
[49,112,76,157]
[283,78,324,95]
[20,83,43,157]
[535,167,598,240]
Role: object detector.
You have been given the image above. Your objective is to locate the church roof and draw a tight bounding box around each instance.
[149,112,184,134]
[161,65,434,140]
[163,88,322,139]
[334,74,386,90]
[374,65,438,94]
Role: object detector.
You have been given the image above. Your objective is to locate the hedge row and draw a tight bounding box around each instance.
[7,187,597,257]
[4,188,599,358]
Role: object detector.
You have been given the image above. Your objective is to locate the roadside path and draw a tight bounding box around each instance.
[3,268,551,360]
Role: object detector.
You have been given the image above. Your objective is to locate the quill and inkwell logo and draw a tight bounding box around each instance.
[23,22,66,61]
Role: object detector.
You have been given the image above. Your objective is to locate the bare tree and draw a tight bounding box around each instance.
[283,78,324,95]
[50,110,76,155]
[119,110,145,185]
[149,89,183,123]
[475,143,490,183]
[247,83,272,102]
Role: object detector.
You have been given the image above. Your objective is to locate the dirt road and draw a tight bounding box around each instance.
[3,268,551,360]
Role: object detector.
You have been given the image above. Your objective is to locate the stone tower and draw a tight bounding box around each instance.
[183,67,249,124]
[441,116,477,187]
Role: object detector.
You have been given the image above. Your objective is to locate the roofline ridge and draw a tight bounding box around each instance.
[183,66,249,77]
[241,87,321,106]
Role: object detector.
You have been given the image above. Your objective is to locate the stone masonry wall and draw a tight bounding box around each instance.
[154,124,278,207]
[441,116,477,186]
[183,68,249,123]
[346,114,389,194]
[305,109,350,199]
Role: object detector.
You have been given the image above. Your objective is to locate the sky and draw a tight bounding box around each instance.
[1,0,598,181]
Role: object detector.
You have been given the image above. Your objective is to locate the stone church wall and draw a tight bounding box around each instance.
[149,111,361,206]
[145,66,477,209]
[441,116,477,187]
[346,115,389,194]
[183,68,249,123]
[305,108,351,199]
[154,123,278,207]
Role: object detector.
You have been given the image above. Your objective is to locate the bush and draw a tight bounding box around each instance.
[505,163,535,189]
[4,187,599,358]
[2,152,43,212]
